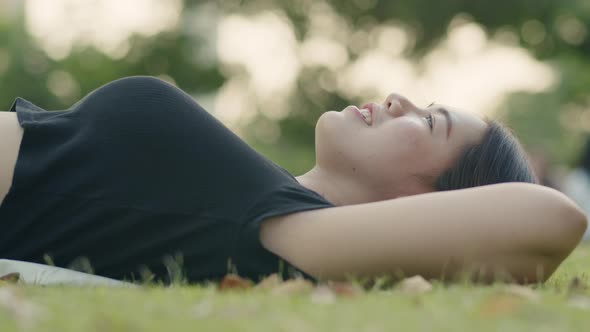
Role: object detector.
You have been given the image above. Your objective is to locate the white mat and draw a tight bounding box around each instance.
[0,259,134,287]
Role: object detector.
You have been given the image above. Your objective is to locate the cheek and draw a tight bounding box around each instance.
[390,120,428,151]
[351,124,412,164]
[379,120,435,170]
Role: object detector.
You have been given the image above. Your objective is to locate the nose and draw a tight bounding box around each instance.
[383,93,419,117]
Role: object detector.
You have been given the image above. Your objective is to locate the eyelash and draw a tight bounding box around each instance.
[425,114,434,129]
[425,102,435,129]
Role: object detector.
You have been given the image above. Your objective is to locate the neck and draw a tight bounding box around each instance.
[295,166,377,206]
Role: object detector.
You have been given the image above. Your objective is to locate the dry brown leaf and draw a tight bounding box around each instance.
[310,286,336,304]
[255,274,281,290]
[478,284,540,317]
[501,284,541,302]
[326,281,363,298]
[218,274,253,291]
[0,273,20,284]
[272,278,313,296]
[478,293,525,317]
[398,275,433,294]
[0,287,46,328]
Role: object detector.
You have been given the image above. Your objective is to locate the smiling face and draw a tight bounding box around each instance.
[314,93,489,200]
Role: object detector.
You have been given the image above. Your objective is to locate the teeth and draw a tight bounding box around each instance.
[359,108,371,125]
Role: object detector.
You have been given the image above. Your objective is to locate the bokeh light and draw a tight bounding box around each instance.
[25,0,182,59]
[1,0,589,175]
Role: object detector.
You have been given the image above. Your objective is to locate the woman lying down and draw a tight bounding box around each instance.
[0,76,585,286]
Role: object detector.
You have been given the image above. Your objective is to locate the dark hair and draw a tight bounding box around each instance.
[434,120,538,191]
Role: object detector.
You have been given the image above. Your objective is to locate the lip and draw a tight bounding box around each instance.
[346,105,366,125]
[361,103,377,114]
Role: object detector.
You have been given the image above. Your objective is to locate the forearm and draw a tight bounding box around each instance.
[377,183,586,283]
[412,183,584,277]
[290,183,587,283]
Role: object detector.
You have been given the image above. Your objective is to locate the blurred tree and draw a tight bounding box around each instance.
[0,1,224,112]
[1,0,590,174]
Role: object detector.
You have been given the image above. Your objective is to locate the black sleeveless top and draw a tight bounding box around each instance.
[0,76,334,283]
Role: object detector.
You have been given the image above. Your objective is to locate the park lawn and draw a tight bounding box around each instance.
[1,245,590,332]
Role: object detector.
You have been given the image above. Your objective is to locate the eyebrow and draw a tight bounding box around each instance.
[436,107,453,140]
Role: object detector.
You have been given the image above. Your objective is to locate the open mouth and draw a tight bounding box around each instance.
[358,108,372,125]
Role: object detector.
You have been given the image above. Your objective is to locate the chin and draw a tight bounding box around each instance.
[315,119,354,164]
[315,111,341,135]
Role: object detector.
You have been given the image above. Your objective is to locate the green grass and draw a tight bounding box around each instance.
[2,245,590,332]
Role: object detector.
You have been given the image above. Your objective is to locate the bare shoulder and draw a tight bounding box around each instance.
[259,183,586,282]
[0,111,23,204]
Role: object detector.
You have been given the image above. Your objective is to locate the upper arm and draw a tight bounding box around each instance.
[259,183,587,283]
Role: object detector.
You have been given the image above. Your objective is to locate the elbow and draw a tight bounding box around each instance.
[542,188,587,260]
[519,186,587,282]
[526,191,587,284]
[570,204,587,237]
[560,197,587,247]
[572,200,587,236]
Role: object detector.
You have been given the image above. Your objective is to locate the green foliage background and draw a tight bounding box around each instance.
[2,0,590,176]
